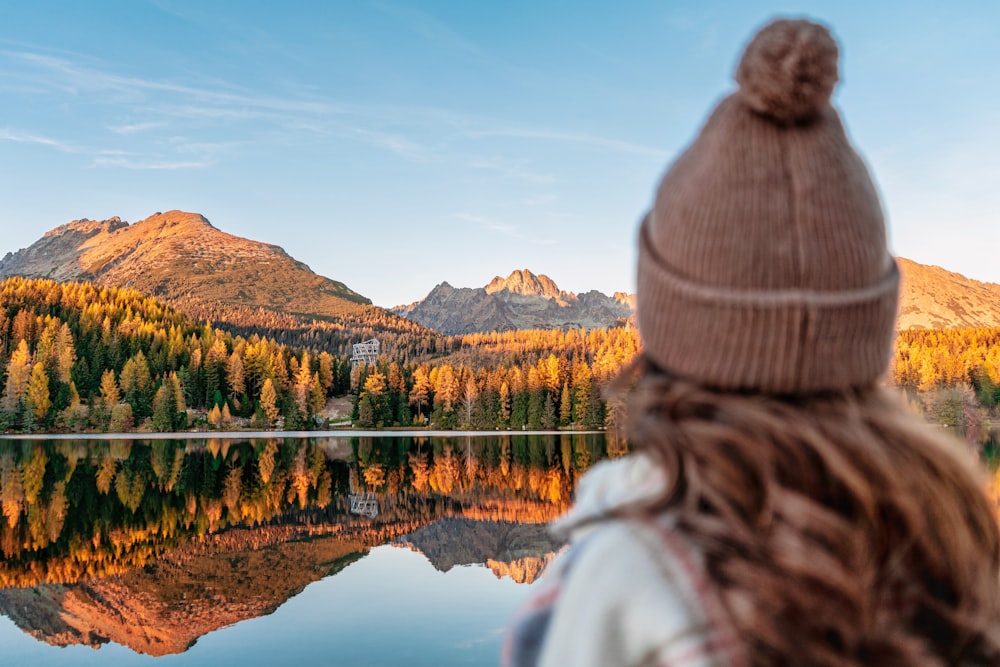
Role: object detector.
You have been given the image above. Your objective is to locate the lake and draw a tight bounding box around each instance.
[0,432,625,666]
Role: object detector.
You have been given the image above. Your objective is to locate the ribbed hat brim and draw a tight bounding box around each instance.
[636,216,900,393]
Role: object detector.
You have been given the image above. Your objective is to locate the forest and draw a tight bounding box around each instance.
[0,277,635,433]
[1,276,998,437]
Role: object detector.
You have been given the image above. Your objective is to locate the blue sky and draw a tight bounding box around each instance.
[1,1,997,307]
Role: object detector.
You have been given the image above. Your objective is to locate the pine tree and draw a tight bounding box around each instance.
[120,351,152,418]
[100,369,120,406]
[309,372,326,417]
[226,352,245,402]
[461,378,478,428]
[151,381,177,432]
[542,392,557,429]
[25,362,52,423]
[54,322,76,384]
[207,404,222,428]
[259,378,280,425]
[559,381,572,427]
[498,381,511,429]
[1,340,31,416]
[409,366,431,423]
[294,351,313,418]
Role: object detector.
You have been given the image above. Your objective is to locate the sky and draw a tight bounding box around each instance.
[1,1,998,308]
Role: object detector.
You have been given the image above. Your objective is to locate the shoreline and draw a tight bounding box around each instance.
[0,428,607,441]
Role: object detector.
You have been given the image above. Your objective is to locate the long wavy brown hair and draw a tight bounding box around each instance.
[616,354,1000,666]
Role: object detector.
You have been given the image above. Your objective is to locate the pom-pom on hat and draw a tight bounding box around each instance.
[637,18,899,393]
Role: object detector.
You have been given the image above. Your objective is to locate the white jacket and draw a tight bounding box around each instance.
[503,454,746,667]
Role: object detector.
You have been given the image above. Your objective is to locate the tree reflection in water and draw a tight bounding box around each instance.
[0,433,621,657]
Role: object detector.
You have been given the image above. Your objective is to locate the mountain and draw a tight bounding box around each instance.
[896,258,1000,330]
[0,211,370,318]
[0,211,450,360]
[395,269,634,335]
[397,262,1000,335]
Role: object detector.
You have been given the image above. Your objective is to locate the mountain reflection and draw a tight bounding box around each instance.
[0,433,624,656]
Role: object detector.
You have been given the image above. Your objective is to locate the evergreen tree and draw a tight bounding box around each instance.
[498,381,511,429]
[527,390,544,429]
[151,381,178,432]
[99,369,120,405]
[409,365,431,424]
[1,340,31,416]
[542,392,557,430]
[259,378,280,425]
[559,381,572,427]
[25,362,51,423]
[120,351,153,418]
[226,352,245,403]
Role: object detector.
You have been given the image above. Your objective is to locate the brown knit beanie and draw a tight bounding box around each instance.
[637,18,899,394]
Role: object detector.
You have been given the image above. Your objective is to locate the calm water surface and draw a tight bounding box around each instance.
[0,433,623,666]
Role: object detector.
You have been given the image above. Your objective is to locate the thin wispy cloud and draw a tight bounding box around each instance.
[454,213,555,246]
[372,1,534,84]
[2,50,348,117]
[3,46,665,171]
[0,128,75,152]
[467,157,555,185]
[349,128,433,162]
[109,121,168,135]
[465,127,669,159]
[91,155,212,170]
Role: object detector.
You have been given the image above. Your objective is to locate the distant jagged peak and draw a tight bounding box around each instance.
[613,291,635,308]
[44,216,128,238]
[485,268,561,299]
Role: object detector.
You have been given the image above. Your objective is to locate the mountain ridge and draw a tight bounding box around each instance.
[394,268,634,335]
[4,213,1000,336]
[0,211,371,319]
[397,261,1000,335]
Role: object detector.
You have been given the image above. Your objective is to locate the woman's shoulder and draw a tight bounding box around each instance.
[523,454,746,667]
[551,452,668,538]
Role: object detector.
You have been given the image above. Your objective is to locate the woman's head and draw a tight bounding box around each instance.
[636,18,898,394]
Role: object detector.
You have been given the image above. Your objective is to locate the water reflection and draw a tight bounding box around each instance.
[0,433,623,660]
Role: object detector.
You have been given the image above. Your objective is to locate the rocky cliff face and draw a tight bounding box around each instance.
[0,210,371,319]
[485,269,561,300]
[395,269,634,335]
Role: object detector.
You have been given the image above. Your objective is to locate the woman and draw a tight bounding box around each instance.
[504,18,1000,667]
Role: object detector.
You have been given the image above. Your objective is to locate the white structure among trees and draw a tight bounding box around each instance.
[351,338,380,368]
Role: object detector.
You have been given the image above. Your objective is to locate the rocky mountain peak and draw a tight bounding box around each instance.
[395,269,634,335]
[485,269,561,299]
[141,210,215,230]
